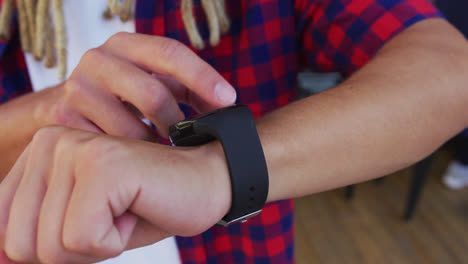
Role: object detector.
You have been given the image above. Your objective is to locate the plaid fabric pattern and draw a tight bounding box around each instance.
[297,0,441,75]
[0,14,32,103]
[0,0,440,263]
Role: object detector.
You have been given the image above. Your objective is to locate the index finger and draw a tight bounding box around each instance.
[101,32,237,108]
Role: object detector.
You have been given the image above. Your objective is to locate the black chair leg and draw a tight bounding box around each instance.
[404,154,434,221]
[345,185,355,200]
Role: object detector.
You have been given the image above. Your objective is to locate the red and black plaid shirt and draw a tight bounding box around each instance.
[0,0,440,263]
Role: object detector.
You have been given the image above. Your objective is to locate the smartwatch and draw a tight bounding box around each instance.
[169,105,269,226]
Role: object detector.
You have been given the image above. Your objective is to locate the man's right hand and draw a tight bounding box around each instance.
[35,32,237,139]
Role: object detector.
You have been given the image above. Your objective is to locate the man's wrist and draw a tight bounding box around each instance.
[197,141,232,220]
[33,84,63,127]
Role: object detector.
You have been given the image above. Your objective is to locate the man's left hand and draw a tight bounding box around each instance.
[0,126,230,263]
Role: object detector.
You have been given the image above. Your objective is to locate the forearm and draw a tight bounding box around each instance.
[0,87,56,179]
[260,19,468,202]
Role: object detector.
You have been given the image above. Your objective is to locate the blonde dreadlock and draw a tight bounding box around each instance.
[16,0,30,52]
[52,0,66,78]
[181,0,229,49]
[34,0,49,61]
[0,0,230,80]
[120,0,133,22]
[25,0,36,45]
[0,0,14,39]
[182,0,204,49]
[213,0,229,34]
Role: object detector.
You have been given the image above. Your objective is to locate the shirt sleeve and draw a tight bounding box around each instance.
[0,7,32,104]
[295,0,442,76]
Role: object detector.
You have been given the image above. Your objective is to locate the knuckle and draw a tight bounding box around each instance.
[105,32,131,46]
[30,127,68,160]
[158,38,186,62]
[63,78,88,103]
[32,126,65,145]
[63,220,107,256]
[80,137,108,159]
[81,48,107,66]
[141,82,170,115]
[89,236,121,259]
[54,130,78,156]
[32,127,51,142]
[37,243,64,264]
[62,228,85,254]
[63,78,80,96]
[77,137,122,175]
[4,240,35,263]
[63,226,121,258]
[76,48,108,77]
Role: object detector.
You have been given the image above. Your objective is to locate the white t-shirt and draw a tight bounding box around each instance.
[25,1,181,263]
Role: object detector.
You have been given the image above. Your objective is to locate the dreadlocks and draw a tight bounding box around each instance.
[0,0,230,80]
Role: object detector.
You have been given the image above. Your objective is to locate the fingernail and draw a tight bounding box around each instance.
[215,83,236,105]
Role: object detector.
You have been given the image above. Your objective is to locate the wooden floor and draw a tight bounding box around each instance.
[294,147,468,264]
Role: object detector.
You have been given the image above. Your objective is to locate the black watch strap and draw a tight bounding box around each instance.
[193,106,268,225]
[169,105,269,226]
